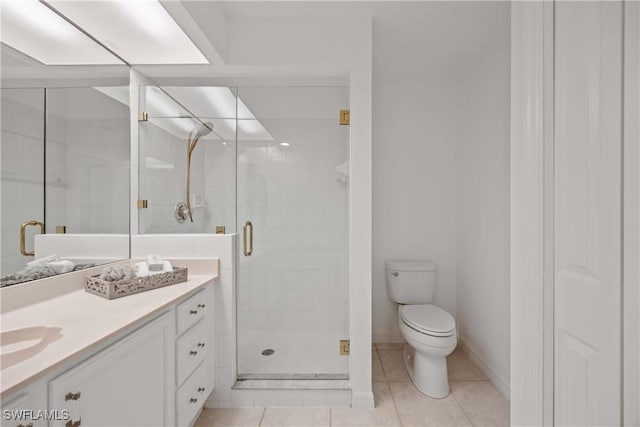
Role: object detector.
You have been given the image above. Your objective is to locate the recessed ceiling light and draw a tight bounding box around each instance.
[47,0,209,64]
[0,0,124,65]
[280,142,290,147]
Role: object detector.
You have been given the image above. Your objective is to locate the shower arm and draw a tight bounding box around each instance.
[185,134,200,223]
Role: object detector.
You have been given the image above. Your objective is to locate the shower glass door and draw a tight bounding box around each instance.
[236,86,350,379]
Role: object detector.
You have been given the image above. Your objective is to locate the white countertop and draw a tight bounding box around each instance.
[0,274,217,398]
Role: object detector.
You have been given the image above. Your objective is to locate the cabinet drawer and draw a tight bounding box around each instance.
[176,361,213,427]
[176,320,208,386]
[177,289,209,335]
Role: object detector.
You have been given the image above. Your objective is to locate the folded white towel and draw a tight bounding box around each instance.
[161,260,173,273]
[47,260,75,274]
[27,254,60,267]
[134,261,150,277]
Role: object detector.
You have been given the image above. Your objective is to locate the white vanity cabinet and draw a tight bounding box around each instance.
[1,279,216,427]
[48,312,174,427]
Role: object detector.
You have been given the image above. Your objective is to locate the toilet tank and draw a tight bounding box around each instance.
[385,260,438,304]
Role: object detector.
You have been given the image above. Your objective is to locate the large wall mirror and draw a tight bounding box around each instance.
[0,4,131,287]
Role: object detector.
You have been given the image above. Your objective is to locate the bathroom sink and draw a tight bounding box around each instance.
[1,326,63,370]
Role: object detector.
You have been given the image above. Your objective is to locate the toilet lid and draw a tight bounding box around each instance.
[401,304,456,337]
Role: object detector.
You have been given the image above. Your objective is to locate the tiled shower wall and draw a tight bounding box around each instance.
[45,88,129,236]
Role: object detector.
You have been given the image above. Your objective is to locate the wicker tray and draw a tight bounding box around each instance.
[85,267,188,300]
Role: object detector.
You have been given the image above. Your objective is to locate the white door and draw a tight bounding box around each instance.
[554,1,623,425]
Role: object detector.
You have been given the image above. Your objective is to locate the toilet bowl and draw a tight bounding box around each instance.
[385,260,457,398]
[399,304,457,398]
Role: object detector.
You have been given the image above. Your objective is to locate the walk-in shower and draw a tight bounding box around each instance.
[138,85,350,382]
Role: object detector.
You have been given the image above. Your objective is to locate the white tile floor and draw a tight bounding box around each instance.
[194,344,509,426]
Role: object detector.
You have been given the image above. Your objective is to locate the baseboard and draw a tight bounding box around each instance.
[351,391,375,408]
[459,338,510,400]
[372,334,405,343]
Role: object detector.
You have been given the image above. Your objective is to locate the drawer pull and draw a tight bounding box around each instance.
[198,304,206,308]
[190,398,198,403]
[198,387,206,392]
[197,342,206,347]
[65,392,81,401]
[190,310,198,315]
[66,420,81,427]
[18,424,33,427]
[190,350,198,356]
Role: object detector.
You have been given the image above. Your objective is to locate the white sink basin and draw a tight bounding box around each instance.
[1,326,63,370]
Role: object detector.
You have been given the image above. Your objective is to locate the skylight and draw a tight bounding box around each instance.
[0,0,123,65]
[47,0,209,65]
[0,0,209,65]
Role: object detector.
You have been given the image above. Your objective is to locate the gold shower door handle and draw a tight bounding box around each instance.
[20,220,45,256]
[243,220,253,256]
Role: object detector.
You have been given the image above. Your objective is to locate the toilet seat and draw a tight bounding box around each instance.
[401,304,456,337]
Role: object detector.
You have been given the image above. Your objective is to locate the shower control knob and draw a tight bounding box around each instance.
[198,304,205,308]
[190,350,198,356]
[190,310,198,315]
[198,387,206,392]
[391,272,399,277]
[190,398,198,403]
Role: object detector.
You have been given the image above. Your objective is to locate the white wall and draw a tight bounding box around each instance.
[455,44,511,397]
[371,38,459,341]
[370,2,511,397]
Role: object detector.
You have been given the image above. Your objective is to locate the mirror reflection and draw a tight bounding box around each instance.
[1,33,130,287]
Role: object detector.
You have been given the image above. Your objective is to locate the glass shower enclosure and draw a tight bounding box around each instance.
[138,85,350,380]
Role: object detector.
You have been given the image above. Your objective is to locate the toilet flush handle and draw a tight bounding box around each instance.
[391,271,399,277]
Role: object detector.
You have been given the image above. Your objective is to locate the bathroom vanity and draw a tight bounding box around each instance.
[0,264,217,427]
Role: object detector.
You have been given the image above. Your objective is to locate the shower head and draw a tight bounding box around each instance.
[190,121,213,140]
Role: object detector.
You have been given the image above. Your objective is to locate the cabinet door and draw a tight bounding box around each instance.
[48,313,173,427]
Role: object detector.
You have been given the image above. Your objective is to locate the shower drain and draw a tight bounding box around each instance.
[261,349,275,356]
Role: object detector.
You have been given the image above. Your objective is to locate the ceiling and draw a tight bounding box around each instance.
[199,1,508,59]
[1,1,509,81]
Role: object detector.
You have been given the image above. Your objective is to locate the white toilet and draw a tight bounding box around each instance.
[385,260,457,398]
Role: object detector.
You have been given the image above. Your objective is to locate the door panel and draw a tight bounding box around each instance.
[554,2,623,425]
